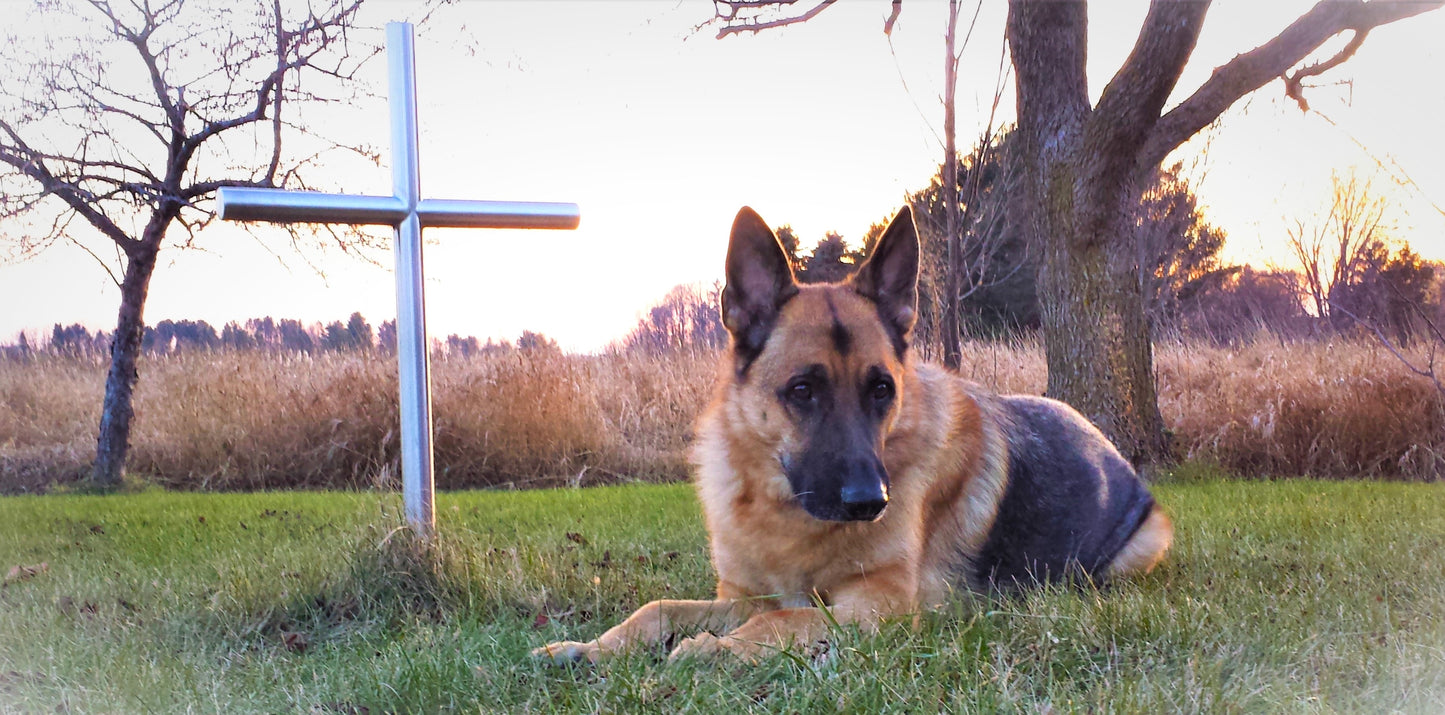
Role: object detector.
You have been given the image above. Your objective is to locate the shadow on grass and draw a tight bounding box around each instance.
[257,527,509,645]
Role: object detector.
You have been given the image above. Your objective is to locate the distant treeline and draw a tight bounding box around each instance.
[8,237,1442,362]
[618,259,1445,361]
[3,314,562,360]
[614,157,1444,357]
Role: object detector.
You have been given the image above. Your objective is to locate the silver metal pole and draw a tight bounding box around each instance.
[417,198,580,230]
[217,189,408,225]
[218,190,579,230]
[215,21,580,541]
[388,22,435,537]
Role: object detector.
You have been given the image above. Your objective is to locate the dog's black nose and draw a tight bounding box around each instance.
[839,481,888,521]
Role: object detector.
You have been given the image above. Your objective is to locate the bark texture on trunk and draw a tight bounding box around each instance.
[1033,189,1169,466]
[91,235,161,486]
[1007,0,1198,468]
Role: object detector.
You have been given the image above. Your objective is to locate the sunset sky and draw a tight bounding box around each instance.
[1,0,1441,352]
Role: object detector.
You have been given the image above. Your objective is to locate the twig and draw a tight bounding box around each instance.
[1282,29,1368,111]
[1329,297,1445,400]
[714,0,837,38]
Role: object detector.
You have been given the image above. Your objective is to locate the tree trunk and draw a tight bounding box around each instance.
[1008,0,1176,469]
[939,0,962,370]
[1034,182,1169,467]
[91,244,159,487]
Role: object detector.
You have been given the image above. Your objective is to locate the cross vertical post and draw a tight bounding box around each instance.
[387,23,433,533]
[217,22,580,538]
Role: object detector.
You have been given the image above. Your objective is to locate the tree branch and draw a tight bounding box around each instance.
[95,0,185,155]
[1092,0,1211,153]
[180,177,287,202]
[174,0,364,190]
[267,0,287,185]
[67,228,125,289]
[1282,28,1367,111]
[1330,296,1445,399]
[714,0,838,38]
[1139,0,1444,172]
[883,0,902,35]
[0,119,137,251]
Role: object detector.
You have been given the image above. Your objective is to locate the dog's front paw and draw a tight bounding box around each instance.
[668,632,762,663]
[532,640,601,665]
[668,632,726,661]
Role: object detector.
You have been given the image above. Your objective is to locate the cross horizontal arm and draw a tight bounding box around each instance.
[217,187,581,230]
[417,198,580,230]
[218,187,406,225]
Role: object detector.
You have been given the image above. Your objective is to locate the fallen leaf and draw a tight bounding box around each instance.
[750,682,773,704]
[645,684,679,704]
[565,532,587,546]
[4,563,48,586]
[283,631,310,653]
[531,612,550,629]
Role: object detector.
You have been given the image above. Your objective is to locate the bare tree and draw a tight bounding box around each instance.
[936,0,964,368]
[0,0,378,486]
[1286,173,1393,323]
[710,0,1442,467]
[1287,177,1439,368]
[907,129,1029,344]
[620,283,728,354]
[1005,0,1440,467]
[935,17,1019,367]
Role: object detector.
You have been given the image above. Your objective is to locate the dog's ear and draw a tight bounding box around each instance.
[722,206,797,367]
[852,206,919,355]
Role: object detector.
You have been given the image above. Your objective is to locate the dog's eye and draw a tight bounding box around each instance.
[789,382,814,403]
[871,379,894,403]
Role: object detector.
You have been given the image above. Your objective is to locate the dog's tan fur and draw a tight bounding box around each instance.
[535,207,1171,664]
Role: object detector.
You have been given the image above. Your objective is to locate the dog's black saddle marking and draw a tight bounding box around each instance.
[971,395,1156,590]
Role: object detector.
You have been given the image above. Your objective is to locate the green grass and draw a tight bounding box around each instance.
[1,481,1443,713]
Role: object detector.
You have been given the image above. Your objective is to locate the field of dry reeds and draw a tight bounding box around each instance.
[1,338,1441,492]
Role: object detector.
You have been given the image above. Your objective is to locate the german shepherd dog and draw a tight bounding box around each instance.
[536,206,1172,663]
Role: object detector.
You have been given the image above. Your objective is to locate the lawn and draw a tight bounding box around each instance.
[1,480,1443,713]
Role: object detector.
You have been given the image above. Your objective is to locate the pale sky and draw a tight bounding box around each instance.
[1,0,1442,353]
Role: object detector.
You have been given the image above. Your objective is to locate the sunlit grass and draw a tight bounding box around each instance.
[1,479,1443,712]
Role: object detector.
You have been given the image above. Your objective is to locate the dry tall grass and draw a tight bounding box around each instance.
[0,339,1440,492]
[1160,339,1445,479]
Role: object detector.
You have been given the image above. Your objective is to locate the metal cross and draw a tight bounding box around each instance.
[218,22,580,537]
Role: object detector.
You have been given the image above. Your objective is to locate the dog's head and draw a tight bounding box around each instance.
[719,205,919,523]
